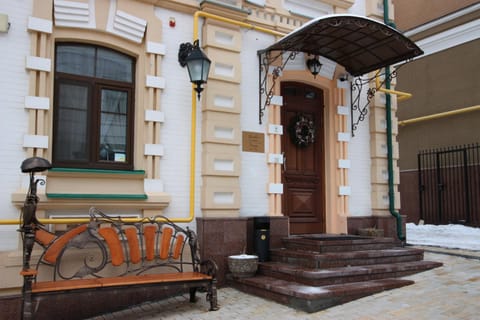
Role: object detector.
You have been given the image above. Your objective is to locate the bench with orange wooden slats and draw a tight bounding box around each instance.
[24,207,218,319]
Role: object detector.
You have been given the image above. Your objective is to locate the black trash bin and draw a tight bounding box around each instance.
[253,217,270,262]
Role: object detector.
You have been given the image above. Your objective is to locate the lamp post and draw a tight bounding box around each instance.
[178,39,211,100]
[306,55,322,78]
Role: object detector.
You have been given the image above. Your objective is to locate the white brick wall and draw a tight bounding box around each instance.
[154,9,200,226]
[339,0,371,217]
[0,1,33,250]
[348,87,373,216]
[239,29,274,217]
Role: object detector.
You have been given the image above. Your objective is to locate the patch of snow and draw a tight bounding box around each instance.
[406,223,480,251]
[289,285,328,295]
[228,254,258,259]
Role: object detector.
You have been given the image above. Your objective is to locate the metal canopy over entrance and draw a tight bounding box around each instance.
[262,14,423,77]
[258,14,424,125]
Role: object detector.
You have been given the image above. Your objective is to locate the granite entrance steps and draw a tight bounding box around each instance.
[233,276,415,313]
[269,247,425,268]
[258,260,443,286]
[281,234,397,252]
[230,235,443,313]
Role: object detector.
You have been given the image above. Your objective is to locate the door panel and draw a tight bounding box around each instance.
[281,82,325,234]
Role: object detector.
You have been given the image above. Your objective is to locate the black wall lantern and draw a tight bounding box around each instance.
[178,39,211,100]
[306,55,322,78]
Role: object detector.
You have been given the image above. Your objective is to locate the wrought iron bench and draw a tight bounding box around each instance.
[21,207,218,319]
[17,157,218,319]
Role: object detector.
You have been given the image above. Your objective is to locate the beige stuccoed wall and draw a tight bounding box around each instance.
[201,19,243,217]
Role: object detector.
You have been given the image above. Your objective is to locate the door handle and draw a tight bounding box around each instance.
[282,152,286,172]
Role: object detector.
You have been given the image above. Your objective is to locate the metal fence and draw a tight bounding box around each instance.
[418,143,480,227]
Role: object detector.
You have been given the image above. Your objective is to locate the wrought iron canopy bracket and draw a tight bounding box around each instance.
[258,50,298,124]
[350,69,399,136]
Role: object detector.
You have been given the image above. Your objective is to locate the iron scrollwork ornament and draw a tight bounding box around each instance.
[289,114,316,147]
[350,66,403,136]
[258,50,298,124]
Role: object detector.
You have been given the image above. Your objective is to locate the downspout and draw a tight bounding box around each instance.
[383,0,405,242]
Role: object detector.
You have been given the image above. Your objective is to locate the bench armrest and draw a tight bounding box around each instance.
[199,259,218,279]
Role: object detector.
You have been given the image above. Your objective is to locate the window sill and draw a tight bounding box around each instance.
[48,168,145,180]
[46,193,148,200]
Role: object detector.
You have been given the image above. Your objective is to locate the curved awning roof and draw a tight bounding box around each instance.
[263,15,423,76]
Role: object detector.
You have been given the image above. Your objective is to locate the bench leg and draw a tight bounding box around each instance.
[21,273,35,320]
[189,287,197,303]
[207,279,219,311]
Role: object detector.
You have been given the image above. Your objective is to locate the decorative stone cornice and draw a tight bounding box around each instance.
[200,0,250,21]
[141,0,200,14]
[323,0,354,9]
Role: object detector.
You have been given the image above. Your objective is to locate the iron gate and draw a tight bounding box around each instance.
[418,143,480,227]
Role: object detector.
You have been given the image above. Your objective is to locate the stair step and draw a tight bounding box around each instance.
[230,235,443,313]
[282,235,397,253]
[270,247,424,268]
[258,260,443,286]
[232,275,414,313]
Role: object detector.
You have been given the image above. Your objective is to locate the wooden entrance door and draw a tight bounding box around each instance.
[281,82,325,234]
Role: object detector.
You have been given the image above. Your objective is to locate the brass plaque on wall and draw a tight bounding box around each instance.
[242,131,265,153]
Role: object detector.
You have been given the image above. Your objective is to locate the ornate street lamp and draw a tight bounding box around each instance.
[178,39,211,100]
[306,55,322,78]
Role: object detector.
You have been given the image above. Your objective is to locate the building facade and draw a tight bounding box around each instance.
[0,0,408,292]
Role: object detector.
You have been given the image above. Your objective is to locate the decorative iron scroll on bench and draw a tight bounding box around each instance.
[18,157,218,320]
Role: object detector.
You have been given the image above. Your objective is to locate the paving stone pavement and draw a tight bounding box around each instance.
[89,249,480,320]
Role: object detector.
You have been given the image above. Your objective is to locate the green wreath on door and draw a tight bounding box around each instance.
[289,113,316,148]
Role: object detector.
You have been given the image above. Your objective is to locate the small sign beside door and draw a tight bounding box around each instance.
[242,131,265,153]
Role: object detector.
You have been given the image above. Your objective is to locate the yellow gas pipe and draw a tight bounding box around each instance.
[375,74,412,102]
[399,105,480,126]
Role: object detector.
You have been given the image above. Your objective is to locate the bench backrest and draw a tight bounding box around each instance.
[34,208,200,281]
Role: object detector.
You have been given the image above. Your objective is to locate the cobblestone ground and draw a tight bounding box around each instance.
[89,250,480,320]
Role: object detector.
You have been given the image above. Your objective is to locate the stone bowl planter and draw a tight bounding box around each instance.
[358,228,384,237]
[227,254,258,278]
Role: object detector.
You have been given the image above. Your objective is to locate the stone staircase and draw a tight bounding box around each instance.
[230,235,442,313]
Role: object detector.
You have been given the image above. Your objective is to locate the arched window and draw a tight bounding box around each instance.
[53,43,135,170]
